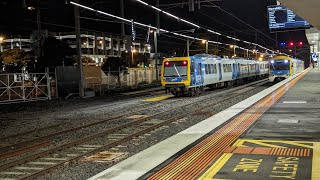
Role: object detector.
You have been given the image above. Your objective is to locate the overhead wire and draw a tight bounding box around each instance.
[70,1,266,56]
[131,0,280,55]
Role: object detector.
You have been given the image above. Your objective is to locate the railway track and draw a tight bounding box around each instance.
[0,79,269,179]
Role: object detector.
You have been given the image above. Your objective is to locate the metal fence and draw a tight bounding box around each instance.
[0,73,51,104]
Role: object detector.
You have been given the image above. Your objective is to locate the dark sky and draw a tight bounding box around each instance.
[0,0,310,58]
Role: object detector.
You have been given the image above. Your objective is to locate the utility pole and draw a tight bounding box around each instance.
[155,0,160,81]
[120,0,125,37]
[187,39,190,57]
[37,4,41,59]
[74,0,84,97]
[205,41,208,54]
[154,31,158,80]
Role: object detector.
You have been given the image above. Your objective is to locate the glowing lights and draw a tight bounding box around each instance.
[284,60,289,63]
[258,57,263,61]
[202,40,207,44]
[230,45,234,48]
[271,60,275,64]
[289,42,294,46]
[132,49,137,53]
[165,62,170,66]
[182,61,188,65]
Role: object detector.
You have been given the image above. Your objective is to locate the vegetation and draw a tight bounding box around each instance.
[0,49,33,73]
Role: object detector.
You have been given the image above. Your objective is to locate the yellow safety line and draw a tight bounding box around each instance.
[312,142,320,180]
[281,141,314,149]
[240,139,312,144]
[243,140,287,148]
[198,153,233,180]
[143,95,174,102]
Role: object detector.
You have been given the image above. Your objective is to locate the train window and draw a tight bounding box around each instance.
[213,64,216,74]
[205,64,208,74]
[208,64,212,74]
[241,64,248,71]
[191,62,194,75]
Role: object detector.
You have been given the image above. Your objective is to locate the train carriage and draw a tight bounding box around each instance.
[269,56,304,82]
[161,54,269,96]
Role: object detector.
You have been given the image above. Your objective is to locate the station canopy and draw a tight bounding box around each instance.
[278,0,320,30]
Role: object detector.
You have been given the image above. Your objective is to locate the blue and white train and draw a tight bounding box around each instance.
[161,54,269,96]
[269,55,304,82]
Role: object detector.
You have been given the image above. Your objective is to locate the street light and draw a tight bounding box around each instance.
[202,40,208,54]
[230,45,236,57]
[132,49,137,65]
[0,37,4,52]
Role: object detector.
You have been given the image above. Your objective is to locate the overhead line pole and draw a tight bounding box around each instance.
[74,0,84,98]
[155,0,160,81]
[120,0,125,37]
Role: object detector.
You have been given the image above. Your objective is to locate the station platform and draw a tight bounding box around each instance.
[89,68,320,180]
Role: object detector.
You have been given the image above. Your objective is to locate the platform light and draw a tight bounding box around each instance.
[202,40,207,44]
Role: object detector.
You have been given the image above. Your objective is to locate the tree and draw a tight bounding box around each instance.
[101,56,128,87]
[0,49,33,73]
[38,37,75,71]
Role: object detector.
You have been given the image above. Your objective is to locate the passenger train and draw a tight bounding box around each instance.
[161,54,269,96]
[269,56,304,82]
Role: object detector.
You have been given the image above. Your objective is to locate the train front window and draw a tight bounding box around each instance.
[270,61,290,70]
[164,61,188,77]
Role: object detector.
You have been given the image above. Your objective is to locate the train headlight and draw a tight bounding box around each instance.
[284,60,289,63]
[271,60,274,64]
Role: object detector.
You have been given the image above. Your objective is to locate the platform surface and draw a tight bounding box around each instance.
[89,68,320,180]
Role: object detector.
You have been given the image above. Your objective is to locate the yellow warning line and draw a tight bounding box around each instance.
[312,142,320,180]
[238,139,314,149]
[198,153,233,180]
[242,140,287,148]
[143,95,174,102]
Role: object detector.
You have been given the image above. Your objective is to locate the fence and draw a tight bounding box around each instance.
[0,73,52,104]
[86,68,160,93]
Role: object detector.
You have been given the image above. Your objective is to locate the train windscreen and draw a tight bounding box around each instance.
[164,61,188,77]
[270,60,290,70]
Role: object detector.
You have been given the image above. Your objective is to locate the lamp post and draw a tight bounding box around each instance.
[202,40,208,54]
[0,37,3,52]
[230,45,236,57]
[131,49,137,65]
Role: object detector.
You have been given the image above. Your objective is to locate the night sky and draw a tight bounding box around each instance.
[0,0,310,58]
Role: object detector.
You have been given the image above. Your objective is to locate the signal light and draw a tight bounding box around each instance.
[280,42,286,47]
[298,42,303,46]
[165,62,170,66]
[182,61,187,65]
[289,42,294,46]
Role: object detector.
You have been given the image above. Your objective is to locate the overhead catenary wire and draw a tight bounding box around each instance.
[70,1,267,56]
[131,0,281,55]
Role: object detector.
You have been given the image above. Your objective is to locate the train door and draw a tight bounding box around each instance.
[218,63,222,81]
[232,63,236,79]
[190,61,195,85]
[195,63,203,85]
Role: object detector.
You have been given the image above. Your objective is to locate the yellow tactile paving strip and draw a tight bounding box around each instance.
[148,70,309,180]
